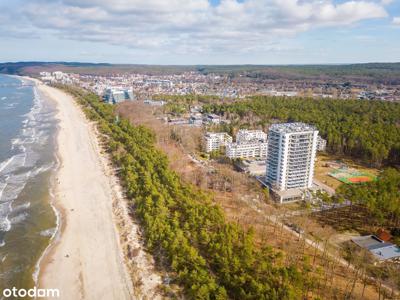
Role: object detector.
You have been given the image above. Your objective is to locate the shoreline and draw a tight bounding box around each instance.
[32,139,63,286]
[26,79,163,299]
[0,74,61,290]
[31,79,134,299]
[18,76,63,287]
[24,76,65,286]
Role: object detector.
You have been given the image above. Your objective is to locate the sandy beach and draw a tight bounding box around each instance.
[28,81,162,300]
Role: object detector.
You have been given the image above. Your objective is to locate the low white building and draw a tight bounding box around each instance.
[203,132,232,153]
[203,114,221,125]
[317,136,327,151]
[226,141,268,159]
[144,99,166,106]
[225,129,268,159]
[236,129,268,143]
[189,114,203,126]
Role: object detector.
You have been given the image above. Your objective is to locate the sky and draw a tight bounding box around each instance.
[0,0,399,65]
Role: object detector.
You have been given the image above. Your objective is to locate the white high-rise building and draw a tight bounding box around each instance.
[265,123,318,198]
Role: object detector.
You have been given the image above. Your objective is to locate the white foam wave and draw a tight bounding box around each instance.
[0,182,7,201]
[0,153,27,176]
[0,157,15,173]
[0,80,57,251]
[33,154,61,285]
[39,227,57,237]
[11,202,31,214]
[9,212,29,225]
[0,213,11,232]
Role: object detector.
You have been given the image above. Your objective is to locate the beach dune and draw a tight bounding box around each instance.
[36,83,134,299]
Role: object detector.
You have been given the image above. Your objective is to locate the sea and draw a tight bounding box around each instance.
[0,75,58,293]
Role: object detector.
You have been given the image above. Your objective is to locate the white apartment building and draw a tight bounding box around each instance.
[104,87,135,104]
[225,129,268,159]
[203,132,233,153]
[226,142,268,159]
[236,129,268,143]
[265,123,318,202]
[223,129,268,159]
[317,136,327,151]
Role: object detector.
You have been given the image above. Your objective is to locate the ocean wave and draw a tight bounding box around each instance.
[39,227,57,237]
[0,80,57,257]
[0,157,16,173]
[0,218,11,232]
[0,181,7,201]
[0,203,11,231]
[33,194,61,285]
[9,212,29,225]
[11,202,30,214]
[0,153,26,176]
[11,137,36,147]
[0,162,54,237]
[1,102,18,110]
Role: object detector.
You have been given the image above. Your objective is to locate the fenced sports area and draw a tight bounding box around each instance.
[329,167,376,184]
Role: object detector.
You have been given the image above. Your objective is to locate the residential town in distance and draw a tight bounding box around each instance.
[39,69,400,102]
[34,66,400,296]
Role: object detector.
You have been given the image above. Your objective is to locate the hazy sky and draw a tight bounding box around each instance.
[1,0,399,64]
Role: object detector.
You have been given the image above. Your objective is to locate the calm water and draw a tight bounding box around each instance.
[0,75,58,293]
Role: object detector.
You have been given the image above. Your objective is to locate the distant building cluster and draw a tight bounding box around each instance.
[39,71,78,85]
[39,69,399,103]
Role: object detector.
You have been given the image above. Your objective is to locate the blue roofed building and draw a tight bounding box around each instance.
[352,235,400,262]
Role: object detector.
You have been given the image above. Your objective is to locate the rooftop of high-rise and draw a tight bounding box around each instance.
[269,122,317,134]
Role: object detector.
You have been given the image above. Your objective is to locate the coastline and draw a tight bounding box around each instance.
[14,76,62,288]
[31,79,134,299]
[26,78,162,299]
[0,74,60,291]
[31,151,62,286]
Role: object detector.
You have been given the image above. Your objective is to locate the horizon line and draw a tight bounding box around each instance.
[1,61,400,67]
